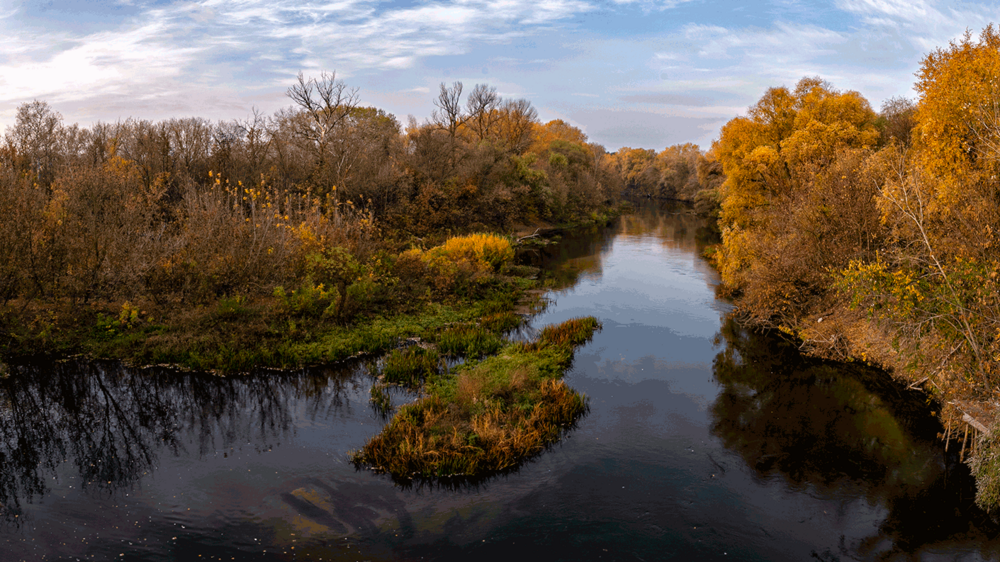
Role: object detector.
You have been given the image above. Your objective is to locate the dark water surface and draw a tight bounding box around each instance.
[2,203,999,561]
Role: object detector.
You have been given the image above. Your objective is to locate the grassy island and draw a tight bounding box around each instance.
[354,317,599,479]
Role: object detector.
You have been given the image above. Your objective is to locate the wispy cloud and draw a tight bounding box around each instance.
[1,0,997,150]
[0,0,596,117]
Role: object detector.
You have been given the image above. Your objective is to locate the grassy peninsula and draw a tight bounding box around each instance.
[355,317,600,479]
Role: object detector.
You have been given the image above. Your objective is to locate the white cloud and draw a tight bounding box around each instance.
[0,0,597,125]
[836,0,933,20]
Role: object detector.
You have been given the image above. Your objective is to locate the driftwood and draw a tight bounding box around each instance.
[964,413,989,434]
[515,228,541,244]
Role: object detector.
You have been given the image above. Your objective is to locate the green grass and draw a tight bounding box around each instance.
[370,381,394,415]
[381,346,440,386]
[435,324,504,357]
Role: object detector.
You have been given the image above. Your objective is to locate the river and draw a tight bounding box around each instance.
[0,202,997,561]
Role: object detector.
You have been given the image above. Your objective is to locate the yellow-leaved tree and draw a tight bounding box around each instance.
[715,77,882,324]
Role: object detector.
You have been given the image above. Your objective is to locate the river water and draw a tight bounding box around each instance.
[1,202,998,561]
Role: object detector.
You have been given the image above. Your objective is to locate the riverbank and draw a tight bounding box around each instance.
[700,28,1000,511]
[762,302,1000,501]
[708,260,1000,509]
[0,206,626,372]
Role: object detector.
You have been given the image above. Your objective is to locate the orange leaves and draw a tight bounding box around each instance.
[528,119,589,155]
[912,25,1000,209]
[714,77,881,292]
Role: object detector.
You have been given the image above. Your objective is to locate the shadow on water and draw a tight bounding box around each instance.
[0,358,365,526]
[711,317,1000,558]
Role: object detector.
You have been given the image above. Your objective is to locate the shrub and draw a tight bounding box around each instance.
[273,282,338,317]
[435,233,514,272]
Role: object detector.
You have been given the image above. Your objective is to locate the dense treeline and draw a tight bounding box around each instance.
[0,75,631,308]
[707,25,1000,508]
[609,142,723,209]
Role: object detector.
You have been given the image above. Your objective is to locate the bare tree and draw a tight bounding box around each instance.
[433,81,466,139]
[167,117,213,180]
[433,82,467,171]
[235,107,272,181]
[466,83,501,142]
[286,71,359,156]
[6,100,63,187]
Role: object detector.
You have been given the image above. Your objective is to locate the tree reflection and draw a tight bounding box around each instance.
[522,201,714,291]
[711,317,1000,557]
[0,359,361,525]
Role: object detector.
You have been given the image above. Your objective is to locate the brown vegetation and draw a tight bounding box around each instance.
[0,75,628,364]
[609,143,720,210]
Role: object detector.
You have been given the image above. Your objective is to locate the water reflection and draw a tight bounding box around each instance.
[711,317,1000,558]
[521,202,717,293]
[0,359,364,525]
[5,201,1000,561]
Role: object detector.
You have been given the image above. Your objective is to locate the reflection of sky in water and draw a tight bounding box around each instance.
[532,215,731,404]
[536,234,726,340]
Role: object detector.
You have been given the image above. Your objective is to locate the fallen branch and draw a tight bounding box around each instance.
[515,228,541,244]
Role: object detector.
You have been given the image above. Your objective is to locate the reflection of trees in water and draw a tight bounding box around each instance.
[0,359,361,525]
[619,201,711,253]
[711,317,1000,558]
[522,201,715,290]
[518,223,616,289]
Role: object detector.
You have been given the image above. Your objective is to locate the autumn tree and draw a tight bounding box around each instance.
[609,147,657,197]
[714,77,882,323]
[5,101,64,188]
[836,26,1000,389]
[655,143,702,200]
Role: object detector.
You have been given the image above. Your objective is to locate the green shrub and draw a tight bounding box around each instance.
[273,281,338,317]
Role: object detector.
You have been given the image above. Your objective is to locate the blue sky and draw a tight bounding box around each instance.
[0,0,997,151]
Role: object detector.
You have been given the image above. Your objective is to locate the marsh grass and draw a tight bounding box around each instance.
[479,311,524,333]
[536,316,601,348]
[435,324,504,357]
[352,316,601,479]
[381,346,440,386]
[370,380,394,416]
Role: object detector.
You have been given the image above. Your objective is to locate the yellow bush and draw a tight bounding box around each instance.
[401,234,513,294]
[426,233,514,272]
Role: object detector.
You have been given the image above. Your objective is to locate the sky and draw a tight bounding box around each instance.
[0,0,997,151]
